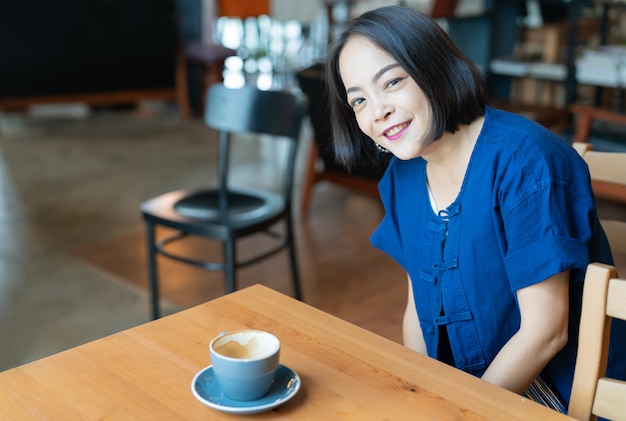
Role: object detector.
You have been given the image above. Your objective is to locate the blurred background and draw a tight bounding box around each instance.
[2,0,626,373]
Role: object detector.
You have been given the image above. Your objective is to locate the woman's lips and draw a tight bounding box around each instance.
[383,122,410,140]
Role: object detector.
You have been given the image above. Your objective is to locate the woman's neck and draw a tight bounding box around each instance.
[424,116,484,168]
[424,116,485,208]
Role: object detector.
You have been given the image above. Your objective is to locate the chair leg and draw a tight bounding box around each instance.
[175,45,192,121]
[145,221,161,320]
[285,214,303,301]
[223,238,237,294]
[300,140,319,216]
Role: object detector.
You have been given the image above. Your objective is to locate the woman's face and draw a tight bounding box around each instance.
[339,35,433,160]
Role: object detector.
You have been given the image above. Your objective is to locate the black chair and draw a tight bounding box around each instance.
[141,84,308,319]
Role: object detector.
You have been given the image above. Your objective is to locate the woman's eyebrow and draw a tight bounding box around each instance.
[345,63,401,95]
[373,63,400,83]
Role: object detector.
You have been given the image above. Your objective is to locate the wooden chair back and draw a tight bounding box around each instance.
[579,145,626,206]
[570,104,626,145]
[573,142,626,258]
[572,141,592,156]
[568,263,626,421]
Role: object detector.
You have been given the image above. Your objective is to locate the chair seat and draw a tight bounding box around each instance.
[175,190,271,221]
[142,84,307,319]
[141,188,285,238]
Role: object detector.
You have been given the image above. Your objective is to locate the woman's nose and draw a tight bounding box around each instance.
[373,98,393,121]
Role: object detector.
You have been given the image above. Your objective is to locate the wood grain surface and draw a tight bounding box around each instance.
[0,285,573,420]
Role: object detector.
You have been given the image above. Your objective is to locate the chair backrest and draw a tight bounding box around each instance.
[572,141,592,156]
[204,83,307,202]
[205,84,307,139]
[578,145,626,206]
[569,263,626,421]
[573,142,626,257]
[570,104,626,144]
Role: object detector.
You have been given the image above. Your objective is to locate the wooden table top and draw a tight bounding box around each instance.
[0,284,573,420]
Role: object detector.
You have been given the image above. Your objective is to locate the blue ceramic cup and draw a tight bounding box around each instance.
[209,330,281,401]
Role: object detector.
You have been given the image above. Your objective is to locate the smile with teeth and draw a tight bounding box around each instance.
[384,122,409,138]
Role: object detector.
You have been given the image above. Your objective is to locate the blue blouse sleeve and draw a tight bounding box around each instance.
[370,157,424,270]
[495,138,607,290]
[501,181,592,290]
[371,160,404,265]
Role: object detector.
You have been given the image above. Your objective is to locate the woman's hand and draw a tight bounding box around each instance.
[481,270,570,393]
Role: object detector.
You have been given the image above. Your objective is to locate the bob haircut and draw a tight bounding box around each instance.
[326,5,488,168]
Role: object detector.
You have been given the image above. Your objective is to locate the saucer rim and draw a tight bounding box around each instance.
[191,363,300,414]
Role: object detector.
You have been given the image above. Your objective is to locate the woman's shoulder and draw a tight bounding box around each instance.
[477,107,592,201]
[481,106,580,163]
[484,106,560,143]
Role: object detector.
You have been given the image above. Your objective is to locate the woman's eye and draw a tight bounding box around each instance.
[350,98,364,108]
[385,78,403,89]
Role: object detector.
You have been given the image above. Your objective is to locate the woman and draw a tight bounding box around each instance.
[325,5,626,411]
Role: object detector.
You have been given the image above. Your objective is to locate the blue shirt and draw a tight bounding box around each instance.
[371,106,625,404]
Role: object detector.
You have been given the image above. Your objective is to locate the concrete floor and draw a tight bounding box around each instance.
[0,100,406,373]
[0,103,225,369]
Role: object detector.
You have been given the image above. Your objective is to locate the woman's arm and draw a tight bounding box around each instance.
[481,270,570,393]
[403,275,427,354]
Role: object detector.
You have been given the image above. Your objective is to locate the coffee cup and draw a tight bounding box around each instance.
[209,330,280,401]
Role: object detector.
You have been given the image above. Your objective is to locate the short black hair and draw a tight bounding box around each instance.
[326,5,488,168]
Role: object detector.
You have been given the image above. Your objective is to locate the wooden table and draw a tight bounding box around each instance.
[0,285,573,420]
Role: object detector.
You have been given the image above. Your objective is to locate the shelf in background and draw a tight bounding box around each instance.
[490,56,567,81]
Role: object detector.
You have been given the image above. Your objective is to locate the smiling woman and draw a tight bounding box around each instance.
[338,38,434,161]
[323,5,626,414]
[326,5,486,168]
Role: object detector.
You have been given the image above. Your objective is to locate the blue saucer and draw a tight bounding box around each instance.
[191,364,301,414]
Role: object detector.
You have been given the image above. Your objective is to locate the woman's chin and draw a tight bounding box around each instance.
[389,148,421,161]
